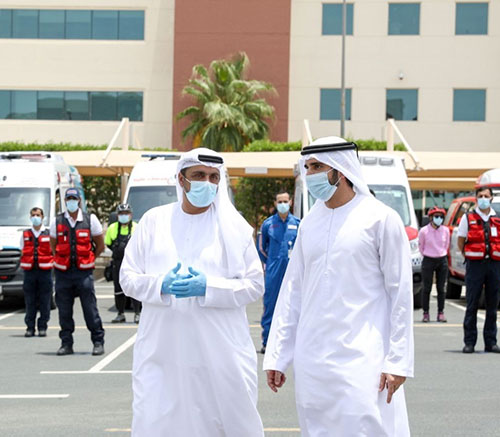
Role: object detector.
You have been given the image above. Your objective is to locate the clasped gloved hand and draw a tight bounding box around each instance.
[161,263,193,295]
[170,267,207,298]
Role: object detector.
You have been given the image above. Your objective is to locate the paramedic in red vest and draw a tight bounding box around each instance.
[20,207,54,338]
[49,188,106,356]
[458,187,500,354]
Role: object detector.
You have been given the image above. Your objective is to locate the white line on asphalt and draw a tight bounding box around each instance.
[88,333,137,373]
[0,309,22,321]
[96,294,114,299]
[96,277,106,283]
[41,370,131,374]
[0,394,69,399]
[104,428,300,433]
[447,301,486,320]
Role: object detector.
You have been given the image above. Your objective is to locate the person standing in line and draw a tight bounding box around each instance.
[120,148,265,437]
[50,188,105,356]
[458,187,500,354]
[20,207,54,337]
[105,203,140,324]
[264,136,414,436]
[258,191,300,354]
[418,206,450,323]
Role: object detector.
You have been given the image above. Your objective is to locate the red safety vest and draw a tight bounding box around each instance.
[53,212,95,271]
[464,212,500,261]
[20,229,54,270]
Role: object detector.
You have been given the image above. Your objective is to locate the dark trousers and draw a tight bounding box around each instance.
[464,259,500,348]
[55,269,105,347]
[23,269,53,331]
[421,255,448,313]
[113,261,141,314]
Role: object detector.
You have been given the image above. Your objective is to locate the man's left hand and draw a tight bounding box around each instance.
[170,267,206,298]
[379,373,406,404]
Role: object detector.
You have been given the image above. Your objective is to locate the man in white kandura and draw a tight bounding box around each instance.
[120,148,265,437]
[263,137,414,437]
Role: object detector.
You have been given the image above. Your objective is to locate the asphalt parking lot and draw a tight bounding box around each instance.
[1,282,500,436]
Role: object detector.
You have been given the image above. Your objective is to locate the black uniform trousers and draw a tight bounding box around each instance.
[421,255,448,313]
[55,268,105,347]
[23,269,53,331]
[113,260,141,314]
[464,259,500,348]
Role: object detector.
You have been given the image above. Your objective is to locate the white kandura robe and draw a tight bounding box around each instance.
[120,203,265,437]
[263,194,414,437]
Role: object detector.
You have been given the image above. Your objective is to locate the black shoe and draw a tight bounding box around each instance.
[111,313,126,323]
[24,329,35,338]
[38,330,47,337]
[134,313,140,324]
[57,345,74,356]
[92,343,104,356]
[485,344,500,353]
[259,346,266,354]
[463,344,475,354]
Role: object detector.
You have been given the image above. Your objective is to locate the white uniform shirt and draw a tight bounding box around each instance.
[19,225,47,250]
[49,209,103,238]
[457,207,496,238]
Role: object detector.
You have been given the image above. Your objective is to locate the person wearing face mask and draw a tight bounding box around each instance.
[49,188,105,356]
[457,186,500,354]
[418,207,450,323]
[104,203,140,323]
[119,148,265,437]
[19,207,54,337]
[264,136,414,437]
[257,191,300,354]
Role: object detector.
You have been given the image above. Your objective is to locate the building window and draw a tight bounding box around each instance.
[388,3,420,35]
[453,89,485,121]
[320,88,352,120]
[456,3,488,35]
[386,89,418,121]
[0,9,144,40]
[0,90,143,121]
[322,3,353,35]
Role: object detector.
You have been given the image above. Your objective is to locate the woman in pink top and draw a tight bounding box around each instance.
[418,207,451,322]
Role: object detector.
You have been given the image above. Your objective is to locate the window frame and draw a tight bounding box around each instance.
[386,88,419,121]
[388,3,421,35]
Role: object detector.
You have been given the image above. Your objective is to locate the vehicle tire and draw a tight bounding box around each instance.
[446,275,462,299]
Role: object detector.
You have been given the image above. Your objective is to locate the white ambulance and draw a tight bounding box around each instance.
[0,152,84,300]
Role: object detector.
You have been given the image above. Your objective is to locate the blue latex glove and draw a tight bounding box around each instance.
[161,262,181,295]
[170,267,207,298]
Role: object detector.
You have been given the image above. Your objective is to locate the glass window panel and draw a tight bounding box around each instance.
[37,91,64,119]
[453,89,485,121]
[388,3,420,35]
[11,91,37,119]
[119,11,144,40]
[320,88,351,120]
[90,92,117,120]
[39,10,65,39]
[322,4,353,35]
[0,91,11,118]
[92,10,118,40]
[0,9,12,38]
[118,92,143,121]
[64,92,89,120]
[66,10,91,39]
[456,3,488,35]
[12,9,38,38]
[386,89,418,120]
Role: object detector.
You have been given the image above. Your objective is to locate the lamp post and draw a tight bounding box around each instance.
[340,0,346,137]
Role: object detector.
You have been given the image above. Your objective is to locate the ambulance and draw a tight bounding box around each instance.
[0,152,84,300]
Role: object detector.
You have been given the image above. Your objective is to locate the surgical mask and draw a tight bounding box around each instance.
[118,214,130,224]
[432,216,443,227]
[477,197,491,210]
[185,180,218,208]
[306,169,339,201]
[30,216,42,227]
[277,202,290,214]
[66,199,79,213]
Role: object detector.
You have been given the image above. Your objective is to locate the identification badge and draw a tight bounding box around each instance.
[492,227,498,237]
[288,224,298,230]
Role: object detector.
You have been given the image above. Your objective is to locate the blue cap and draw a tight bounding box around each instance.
[65,188,81,199]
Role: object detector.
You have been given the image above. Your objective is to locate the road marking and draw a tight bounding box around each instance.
[0,309,22,321]
[414,323,463,328]
[0,394,69,399]
[41,370,131,375]
[96,277,106,283]
[447,301,486,320]
[88,333,137,373]
[104,428,300,433]
[0,325,138,330]
[96,294,114,299]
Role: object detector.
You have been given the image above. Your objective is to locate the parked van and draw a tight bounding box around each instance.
[0,152,85,300]
[293,152,423,307]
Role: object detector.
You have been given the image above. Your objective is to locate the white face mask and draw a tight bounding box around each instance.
[306,169,339,201]
[277,202,290,214]
[66,199,79,213]
[432,216,444,227]
[30,216,42,227]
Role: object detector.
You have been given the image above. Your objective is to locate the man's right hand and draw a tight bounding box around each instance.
[266,370,286,393]
[161,263,182,295]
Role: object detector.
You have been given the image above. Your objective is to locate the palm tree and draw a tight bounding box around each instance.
[176,52,276,152]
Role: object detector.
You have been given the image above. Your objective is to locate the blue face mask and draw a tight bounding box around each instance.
[477,197,491,210]
[432,216,444,227]
[66,199,79,213]
[30,216,42,227]
[306,169,339,201]
[118,214,130,224]
[185,180,218,208]
[277,202,290,214]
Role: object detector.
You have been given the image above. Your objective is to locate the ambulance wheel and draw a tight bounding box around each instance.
[445,275,462,299]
